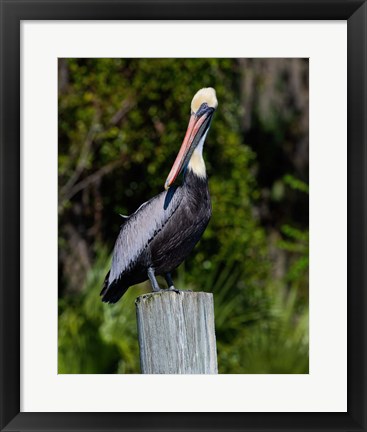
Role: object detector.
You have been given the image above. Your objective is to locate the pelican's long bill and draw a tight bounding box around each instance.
[164,106,215,190]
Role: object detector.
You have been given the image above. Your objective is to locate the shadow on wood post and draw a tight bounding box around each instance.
[135,291,218,374]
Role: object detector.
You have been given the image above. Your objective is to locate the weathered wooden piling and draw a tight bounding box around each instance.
[135,291,218,374]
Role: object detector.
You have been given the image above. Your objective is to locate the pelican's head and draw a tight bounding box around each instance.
[190,87,218,114]
[164,88,218,190]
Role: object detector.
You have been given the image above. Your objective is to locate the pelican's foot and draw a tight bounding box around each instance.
[152,286,164,293]
[167,286,181,294]
[166,286,194,294]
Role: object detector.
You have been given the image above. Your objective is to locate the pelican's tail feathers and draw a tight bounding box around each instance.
[100,271,129,304]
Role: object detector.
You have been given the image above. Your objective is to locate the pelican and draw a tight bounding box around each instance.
[101,88,218,304]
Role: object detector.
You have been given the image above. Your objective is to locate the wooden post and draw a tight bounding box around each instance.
[135,291,218,374]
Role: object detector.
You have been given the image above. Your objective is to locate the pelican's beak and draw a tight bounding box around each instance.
[164,107,214,190]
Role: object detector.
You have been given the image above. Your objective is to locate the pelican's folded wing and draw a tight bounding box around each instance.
[108,186,183,284]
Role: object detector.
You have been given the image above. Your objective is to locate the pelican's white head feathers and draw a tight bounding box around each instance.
[191,87,218,114]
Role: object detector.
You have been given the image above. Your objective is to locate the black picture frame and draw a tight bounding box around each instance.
[1,1,366,431]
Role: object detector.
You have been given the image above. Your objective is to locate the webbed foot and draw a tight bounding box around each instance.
[166,285,181,294]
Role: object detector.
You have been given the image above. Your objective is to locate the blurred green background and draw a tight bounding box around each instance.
[58,58,309,374]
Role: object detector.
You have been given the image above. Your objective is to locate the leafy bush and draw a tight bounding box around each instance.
[58,58,309,374]
[59,248,308,374]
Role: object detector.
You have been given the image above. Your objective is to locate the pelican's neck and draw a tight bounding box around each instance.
[187,148,206,178]
[187,130,207,179]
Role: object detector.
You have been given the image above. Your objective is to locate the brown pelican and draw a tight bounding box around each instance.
[101,88,218,304]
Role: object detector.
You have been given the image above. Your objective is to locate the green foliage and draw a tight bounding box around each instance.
[58,250,308,374]
[216,272,308,374]
[278,175,309,295]
[283,174,309,194]
[58,249,150,374]
[58,58,309,374]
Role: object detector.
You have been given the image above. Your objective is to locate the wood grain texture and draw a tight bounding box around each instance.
[136,291,218,374]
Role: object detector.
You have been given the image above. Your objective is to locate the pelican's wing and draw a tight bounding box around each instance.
[108,186,183,284]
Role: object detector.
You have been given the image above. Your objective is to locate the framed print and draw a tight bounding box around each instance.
[1,0,366,431]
